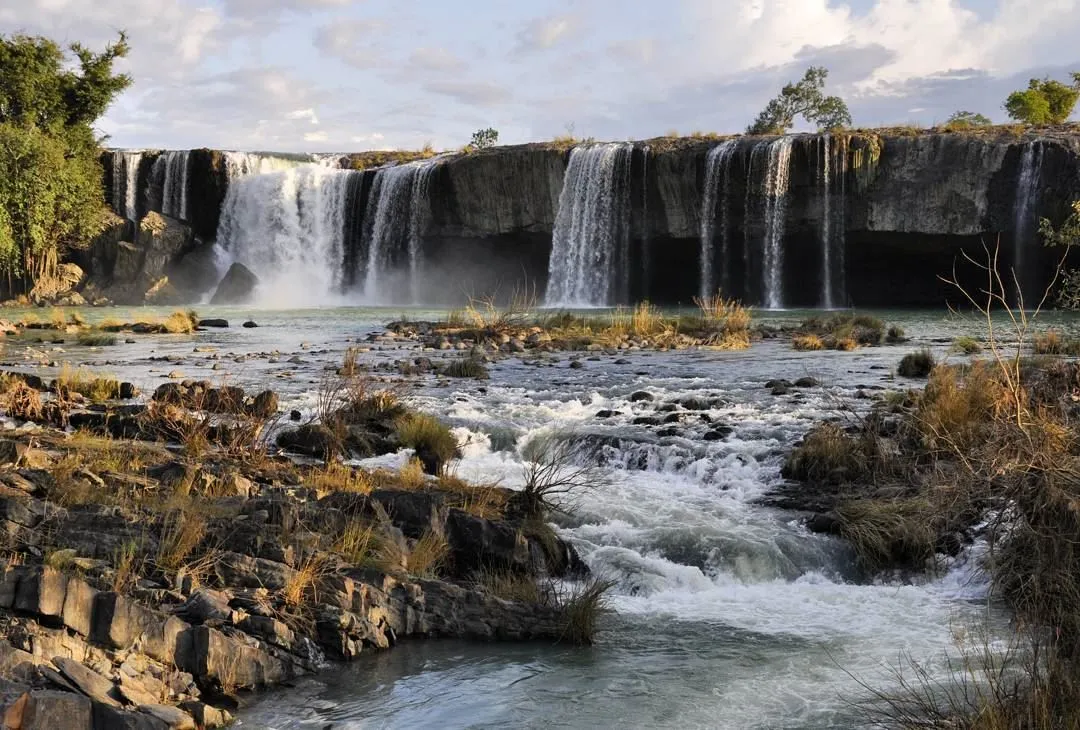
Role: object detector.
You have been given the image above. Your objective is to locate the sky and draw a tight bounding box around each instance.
[1,0,1079,152]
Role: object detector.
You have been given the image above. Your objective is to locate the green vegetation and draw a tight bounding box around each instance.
[469,127,499,150]
[441,358,490,379]
[394,412,460,475]
[0,33,130,296]
[747,66,852,135]
[1040,200,1080,309]
[1004,73,1080,124]
[951,336,983,354]
[944,110,992,129]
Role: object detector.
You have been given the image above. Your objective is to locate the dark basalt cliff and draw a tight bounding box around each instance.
[100,128,1080,307]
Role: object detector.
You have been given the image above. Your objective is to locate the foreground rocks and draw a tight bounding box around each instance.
[0,372,590,728]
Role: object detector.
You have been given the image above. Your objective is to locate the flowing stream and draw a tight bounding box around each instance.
[1,306,1013,729]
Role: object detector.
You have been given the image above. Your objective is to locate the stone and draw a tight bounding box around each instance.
[177,701,231,729]
[793,377,820,388]
[247,390,279,419]
[444,510,531,577]
[4,690,92,730]
[241,320,258,328]
[214,552,297,591]
[177,589,233,625]
[139,704,196,730]
[185,626,292,689]
[630,391,654,402]
[61,576,99,637]
[210,263,258,305]
[93,704,170,730]
[52,656,122,707]
[137,213,194,290]
[14,566,68,618]
[197,319,229,328]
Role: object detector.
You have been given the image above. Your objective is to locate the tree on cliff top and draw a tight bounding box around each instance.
[1004,74,1080,125]
[945,111,992,128]
[0,33,130,295]
[747,66,852,135]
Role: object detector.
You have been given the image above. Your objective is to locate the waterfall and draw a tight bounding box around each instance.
[150,150,191,221]
[1013,142,1045,305]
[699,140,738,298]
[112,151,144,222]
[761,138,794,309]
[216,165,356,305]
[544,143,634,307]
[223,151,301,180]
[358,160,439,305]
[818,135,847,309]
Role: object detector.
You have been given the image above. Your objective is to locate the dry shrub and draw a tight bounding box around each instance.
[163,310,198,334]
[557,577,615,646]
[897,349,937,378]
[782,423,872,484]
[156,509,207,574]
[111,540,142,593]
[307,462,373,496]
[406,530,449,578]
[3,381,42,421]
[793,334,825,351]
[952,336,983,355]
[282,552,331,607]
[394,413,459,475]
[837,498,941,571]
[54,365,121,402]
[913,362,1007,455]
[480,569,542,603]
[1033,329,1080,356]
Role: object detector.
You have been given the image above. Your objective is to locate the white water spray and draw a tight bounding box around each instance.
[544,143,634,307]
[152,150,191,221]
[216,165,356,306]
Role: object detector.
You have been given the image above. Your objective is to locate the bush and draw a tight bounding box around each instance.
[886,325,906,344]
[558,577,615,645]
[792,334,824,351]
[1033,329,1080,356]
[76,332,117,347]
[442,358,489,379]
[394,412,459,475]
[837,498,940,571]
[781,422,869,484]
[951,336,982,354]
[897,349,936,378]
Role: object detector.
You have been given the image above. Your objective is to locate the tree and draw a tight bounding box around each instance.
[0,33,130,294]
[747,66,852,135]
[470,127,499,149]
[1005,74,1080,125]
[945,110,992,128]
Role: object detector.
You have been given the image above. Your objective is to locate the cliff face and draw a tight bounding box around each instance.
[100,128,1080,307]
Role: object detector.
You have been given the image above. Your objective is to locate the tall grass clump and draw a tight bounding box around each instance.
[897,348,936,378]
[394,413,460,475]
[558,577,615,645]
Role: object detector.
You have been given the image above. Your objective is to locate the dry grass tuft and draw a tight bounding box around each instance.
[406,530,449,579]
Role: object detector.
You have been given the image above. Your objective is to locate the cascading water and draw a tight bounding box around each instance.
[216,165,357,306]
[151,150,191,221]
[112,151,144,222]
[699,140,738,298]
[223,151,303,179]
[1013,142,1045,305]
[358,160,439,305]
[761,137,793,309]
[544,143,634,307]
[818,135,848,309]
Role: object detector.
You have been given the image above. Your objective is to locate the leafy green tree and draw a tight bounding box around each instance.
[470,127,499,149]
[1040,201,1080,308]
[0,33,130,294]
[945,111,992,128]
[1005,74,1080,125]
[747,67,852,135]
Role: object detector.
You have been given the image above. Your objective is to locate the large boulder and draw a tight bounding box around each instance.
[166,246,220,301]
[137,212,194,286]
[210,263,258,305]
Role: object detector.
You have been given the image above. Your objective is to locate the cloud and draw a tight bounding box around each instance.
[405,47,466,73]
[222,0,353,19]
[514,15,578,54]
[286,108,320,124]
[314,19,384,69]
[607,39,657,65]
[423,80,512,107]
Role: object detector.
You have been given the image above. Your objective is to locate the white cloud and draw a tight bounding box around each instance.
[424,80,511,106]
[315,19,384,69]
[287,108,320,124]
[514,15,578,54]
[406,47,466,73]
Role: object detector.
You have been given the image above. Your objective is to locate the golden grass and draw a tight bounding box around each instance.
[394,414,459,475]
[282,552,331,607]
[480,569,542,603]
[112,540,142,593]
[837,498,940,571]
[793,334,825,351]
[306,462,373,496]
[54,364,121,402]
[406,530,449,579]
[156,509,207,574]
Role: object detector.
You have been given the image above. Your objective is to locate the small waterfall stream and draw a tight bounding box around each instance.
[112,151,144,222]
[150,150,191,221]
[1013,142,1045,304]
[699,140,738,298]
[818,135,848,309]
[761,137,794,310]
[544,143,634,307]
